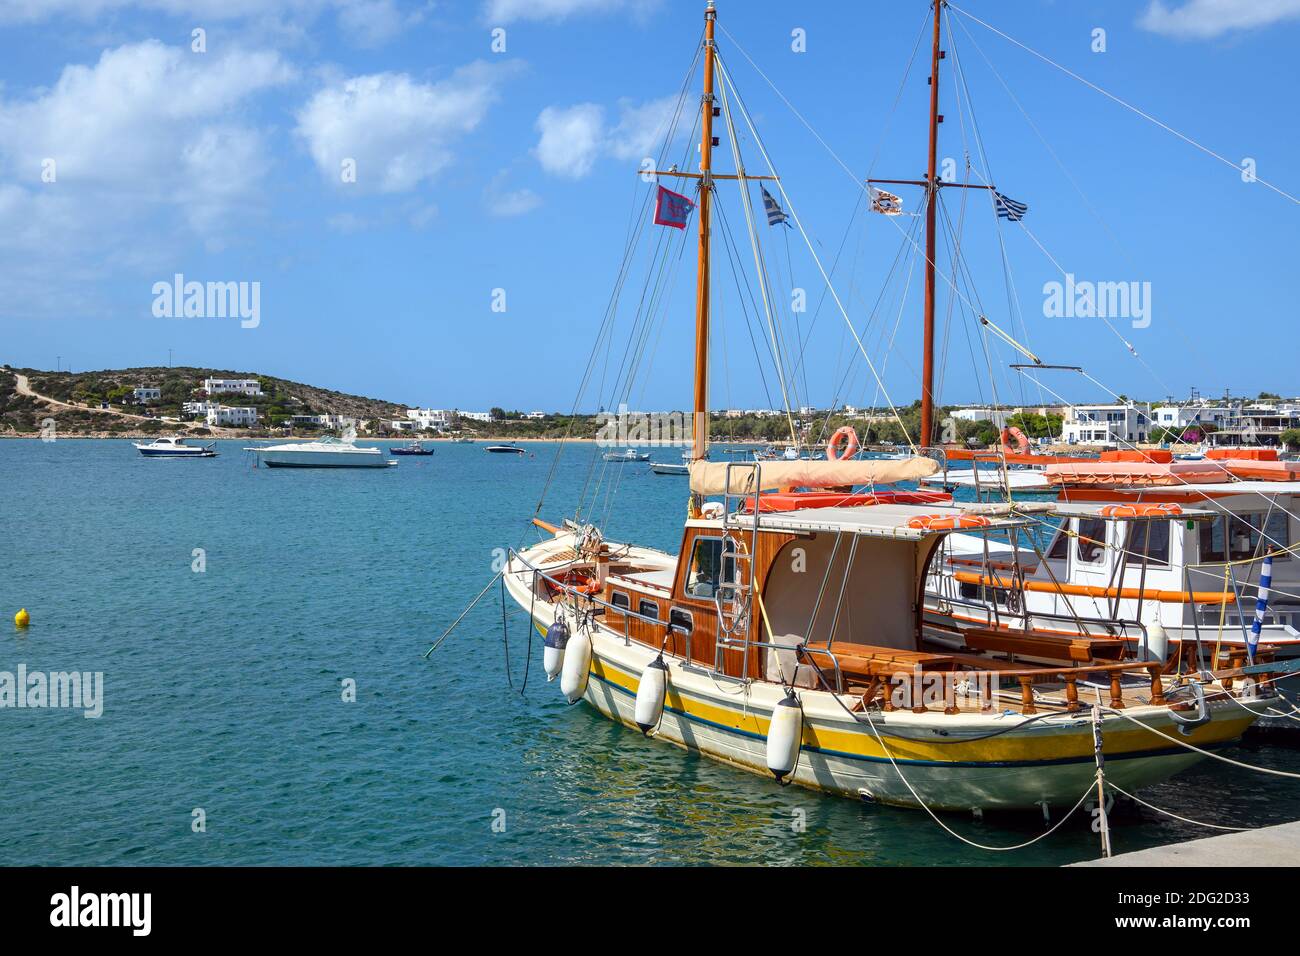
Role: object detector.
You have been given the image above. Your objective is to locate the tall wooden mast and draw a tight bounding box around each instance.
[691,1,717,466]
[919,0,942,450]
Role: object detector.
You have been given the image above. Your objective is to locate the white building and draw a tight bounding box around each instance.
[182,400,217,416]
[1062,404,1152,446]
[1152,400,1300,447]
[459,411,494,422]
[206,405,259,427]
[406,408,454,430]
[133,387,161,403]
[526,411,546,420]
[390,419,418,431]
[203,378,263,397]
[948,406,1013,428]
[318,414,356,429]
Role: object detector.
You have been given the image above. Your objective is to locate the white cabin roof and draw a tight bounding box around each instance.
[691,503,1029,540]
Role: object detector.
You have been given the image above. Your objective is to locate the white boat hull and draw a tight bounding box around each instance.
[255,449,391,468]
[505,545,1255,811]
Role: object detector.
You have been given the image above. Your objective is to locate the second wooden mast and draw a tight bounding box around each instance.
[691,1,718,473]
[920,0,943,450]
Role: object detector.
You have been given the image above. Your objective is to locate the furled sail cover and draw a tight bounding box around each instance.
[689,457,939,495]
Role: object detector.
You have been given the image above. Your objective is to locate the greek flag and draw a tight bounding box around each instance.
[994,191,1028,221]
[761,186,790,227]
[1249,556,1273,661]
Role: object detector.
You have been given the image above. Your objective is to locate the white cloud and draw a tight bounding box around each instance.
[296,62,512,193]
[484,0,630,24]
[484,171,541,216]
[0,39,293,316]
[534,103,604,178]
[606,95,679,160]
[0,0,421,46]
[534,95,680,178]
[1138,0,1300,38]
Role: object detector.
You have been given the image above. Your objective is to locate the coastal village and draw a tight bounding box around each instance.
[3,364,1299,453]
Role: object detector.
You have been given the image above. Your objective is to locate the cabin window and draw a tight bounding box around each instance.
[638,599,660,620]
[669,608,693,635]
[1075,518,1107,566]
[610,591,630,610]
[1200,512,1290,563]
[1124,520,1172,567]
[685,536,736,599]
[1045,521,1070,561]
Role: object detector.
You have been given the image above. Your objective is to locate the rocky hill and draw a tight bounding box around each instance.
[0,364,407,436]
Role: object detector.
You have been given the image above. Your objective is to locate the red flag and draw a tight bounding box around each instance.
[653,184,695,229]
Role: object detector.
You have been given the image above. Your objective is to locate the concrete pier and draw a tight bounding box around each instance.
[1072,820,1300,866]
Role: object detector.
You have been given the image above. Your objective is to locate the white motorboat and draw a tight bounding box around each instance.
[244,436,395,468]
[602,448,650,462]
[649,462,689,475]
[134,436,217,458]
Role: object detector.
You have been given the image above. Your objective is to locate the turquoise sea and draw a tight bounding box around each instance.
[2,437,1298,866]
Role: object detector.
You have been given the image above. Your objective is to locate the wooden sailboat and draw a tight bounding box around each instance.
[502,1,1271,812]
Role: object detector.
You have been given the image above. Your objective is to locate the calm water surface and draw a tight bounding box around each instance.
[2,438,1297,866]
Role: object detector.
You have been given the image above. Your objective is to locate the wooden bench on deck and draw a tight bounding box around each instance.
[959,627,1128,665]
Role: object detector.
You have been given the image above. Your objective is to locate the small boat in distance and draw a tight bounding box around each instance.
[485,443,525,454]
[134,436,217,458]
[602,448,650,463]
[390,439,434,456]
[649,462,689,476]
[245,436,395,468]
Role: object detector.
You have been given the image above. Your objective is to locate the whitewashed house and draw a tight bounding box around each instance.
[203,378,264,397]
[206,405,259,427]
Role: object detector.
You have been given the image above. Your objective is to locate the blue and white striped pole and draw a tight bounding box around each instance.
[1249,557,1273,663]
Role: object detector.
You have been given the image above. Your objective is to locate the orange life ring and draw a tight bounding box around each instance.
[907,513,993,531]
[826,426,861,461]
[1099,503,1183,518]
[1000,425,1030,455]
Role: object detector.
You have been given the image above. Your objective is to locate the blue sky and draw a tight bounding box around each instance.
[0,0,1296,413]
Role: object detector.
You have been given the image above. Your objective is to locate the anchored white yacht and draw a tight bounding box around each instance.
[245,436,394,468]
[134,436,217,458]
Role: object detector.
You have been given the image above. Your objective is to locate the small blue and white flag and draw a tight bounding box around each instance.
[761,186,790,227]
[994,191,1028,221]
[1249,556,1273,662]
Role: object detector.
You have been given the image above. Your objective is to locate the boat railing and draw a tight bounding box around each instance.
[926,569,1153,646]
[506,549,1251,714]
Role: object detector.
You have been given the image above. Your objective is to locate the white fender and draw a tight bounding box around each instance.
[560,624,592,703]
[634,656,669,734]
[543,614,570,682]
[766,691,803,781]
[1145,618,1169,663]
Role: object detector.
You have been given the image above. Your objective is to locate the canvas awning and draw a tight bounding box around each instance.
[689,457,939,495]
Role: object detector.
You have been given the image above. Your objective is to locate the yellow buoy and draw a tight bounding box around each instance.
[14,608,30,628]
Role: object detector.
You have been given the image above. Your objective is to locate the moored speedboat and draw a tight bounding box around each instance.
[485,443,525,454]
[245,436,395,468]
[602,447,650,463]
[390,439,434,456]
[133,436,217,458]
